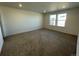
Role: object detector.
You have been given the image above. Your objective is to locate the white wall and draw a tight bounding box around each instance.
[0,26,3,53]
[0,6,43,37]
[43,8,79,35]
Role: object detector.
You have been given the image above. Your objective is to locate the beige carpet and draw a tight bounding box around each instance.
[0,29,77,56]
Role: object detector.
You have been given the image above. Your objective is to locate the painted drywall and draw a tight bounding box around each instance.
[0,26,3,53]
[0,6,43,37]
[43,8,79,35]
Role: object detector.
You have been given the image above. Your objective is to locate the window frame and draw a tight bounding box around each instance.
[49,14,56,26]
[49,12,67,27]
[57,13,67,27]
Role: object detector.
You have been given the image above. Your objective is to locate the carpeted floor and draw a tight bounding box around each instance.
[0,29,77,56]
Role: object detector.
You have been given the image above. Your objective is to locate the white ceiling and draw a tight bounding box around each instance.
[0,2,79,13]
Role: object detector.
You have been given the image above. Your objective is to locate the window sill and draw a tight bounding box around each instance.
[49,25,65,28]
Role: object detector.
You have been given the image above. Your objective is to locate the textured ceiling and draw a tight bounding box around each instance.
[0,2,79,13]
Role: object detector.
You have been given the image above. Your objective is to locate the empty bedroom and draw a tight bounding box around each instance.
[0,2,79,56]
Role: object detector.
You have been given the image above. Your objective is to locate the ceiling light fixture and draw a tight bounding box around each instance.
[19,3,22,8]
[43,10,46,13]
[62,5,66,8]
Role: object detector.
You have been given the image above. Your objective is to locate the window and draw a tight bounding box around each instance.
[57,13,67,27]
[49,15,56,26]
[49,13,67,27]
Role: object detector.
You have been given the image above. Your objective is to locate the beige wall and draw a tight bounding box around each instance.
[43,8,79,35]
[0,6,43,37]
